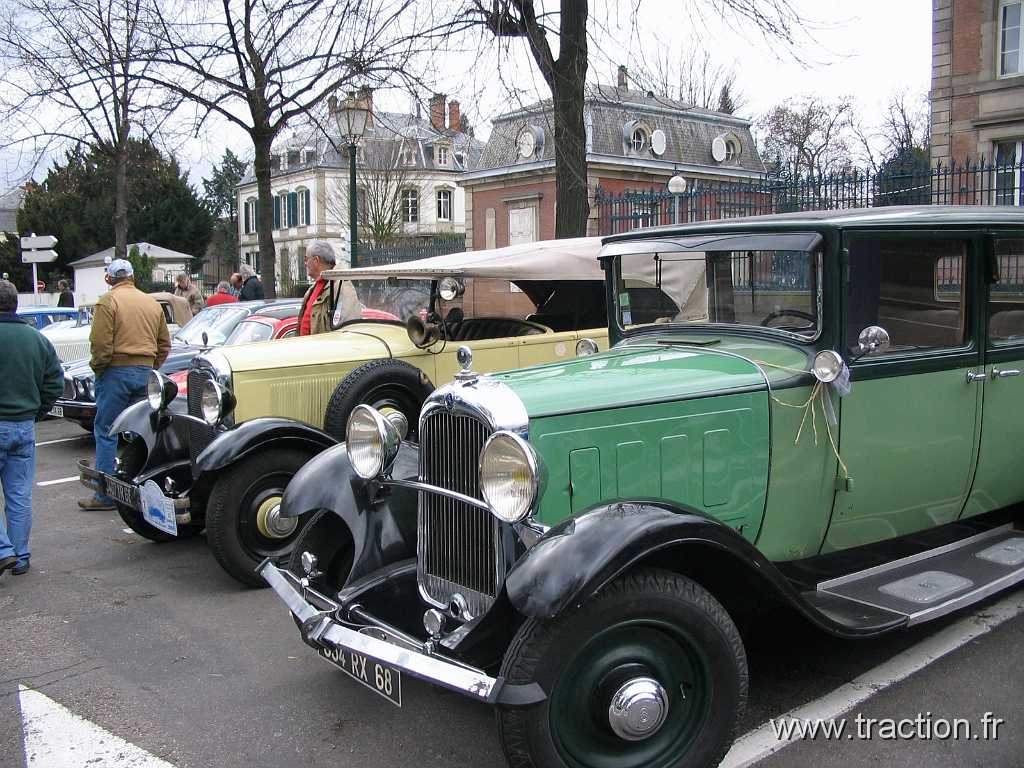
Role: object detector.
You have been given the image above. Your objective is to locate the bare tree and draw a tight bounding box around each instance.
[0,0,175,260]
[449,0,806,239]
[757,95,857,179]
[141,0,429,296]
[640,47,745,113]
[850,91,930,174]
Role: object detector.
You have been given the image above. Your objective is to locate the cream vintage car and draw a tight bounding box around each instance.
[80,238,648,585]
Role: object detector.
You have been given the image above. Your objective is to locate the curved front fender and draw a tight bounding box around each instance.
[280,441,420,584]
[110,400,192,470]
[194,418,338,473]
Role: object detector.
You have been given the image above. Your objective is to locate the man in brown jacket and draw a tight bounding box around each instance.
[174,273,205,316]
[79,259,170,510]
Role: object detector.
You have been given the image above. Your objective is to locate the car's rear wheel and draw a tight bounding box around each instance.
[206,448,311,587]
[497,568,747,768]
[322,359,433,441]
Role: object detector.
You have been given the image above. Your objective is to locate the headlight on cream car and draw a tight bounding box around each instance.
[200,378,235,426]
[479,432,540,523]
[346,404,405,479]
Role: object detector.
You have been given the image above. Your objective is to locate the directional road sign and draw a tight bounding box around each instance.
[20,235,58,250]
[22,249,59,263]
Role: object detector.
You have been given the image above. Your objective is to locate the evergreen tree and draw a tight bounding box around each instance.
[717,83,736,115]
[201,149,248,273]
[17,139,213,274]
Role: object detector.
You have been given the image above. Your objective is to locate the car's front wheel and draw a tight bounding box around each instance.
[116,503,202,542]
[497,568,747,768]
[206,448,311,587]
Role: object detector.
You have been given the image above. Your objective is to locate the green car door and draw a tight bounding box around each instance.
[825,232,983,552]
[964,233,1024,517]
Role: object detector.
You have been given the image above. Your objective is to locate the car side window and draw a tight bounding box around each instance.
[846,237,970,357]
[988,237,1024,346]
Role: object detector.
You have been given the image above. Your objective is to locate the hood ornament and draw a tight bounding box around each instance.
[454,345,477,381]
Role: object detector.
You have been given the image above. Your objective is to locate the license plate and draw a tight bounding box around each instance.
[317,646,402,707]
[105,476,140,509]
[49,405,63,417]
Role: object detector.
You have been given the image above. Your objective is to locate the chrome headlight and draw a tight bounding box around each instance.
[479,431,540,523]
[200,378,235,425]
[147,370,177,411]
[346,404,404,479]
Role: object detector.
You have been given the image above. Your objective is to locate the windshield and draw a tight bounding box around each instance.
[225,319,274,345]
[615,237,821,338]
[176,306,249,345]
[338,279,431,325]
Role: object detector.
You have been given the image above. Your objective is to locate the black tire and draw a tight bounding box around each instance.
[322,359,433,441]
[497,568,747,768]
[206,448,311,587]
[116,502,203,542]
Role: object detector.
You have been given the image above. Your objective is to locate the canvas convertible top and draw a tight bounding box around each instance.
[321,237,606,282]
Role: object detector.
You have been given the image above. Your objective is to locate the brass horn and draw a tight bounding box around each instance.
[407,314,442,348]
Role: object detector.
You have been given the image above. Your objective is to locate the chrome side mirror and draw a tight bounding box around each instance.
[857,326,891,356]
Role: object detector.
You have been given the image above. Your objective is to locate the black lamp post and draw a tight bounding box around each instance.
[334,92,370,268]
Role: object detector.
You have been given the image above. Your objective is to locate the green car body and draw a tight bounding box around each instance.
[263,207,1024,768]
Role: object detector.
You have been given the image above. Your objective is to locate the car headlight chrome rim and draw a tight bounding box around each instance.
[346,404,403,480]
[147,370,177,412]
[479,431,540,523]
[200,378,226,425]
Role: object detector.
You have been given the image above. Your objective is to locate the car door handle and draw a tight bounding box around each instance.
[966,371,986,383]
[991,368,1022,379]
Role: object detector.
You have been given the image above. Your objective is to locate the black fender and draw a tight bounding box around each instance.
[194,418,338,474]
[110,400,193,472]
[504,500,904,639]
[279,441,419,585]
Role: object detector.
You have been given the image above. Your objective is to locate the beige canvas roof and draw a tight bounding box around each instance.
[149,292,193,326]
[322,237,605,282]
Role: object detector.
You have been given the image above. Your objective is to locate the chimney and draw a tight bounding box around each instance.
[448,100,461,134]
[617,64,628,90]
[357,87,374,128]
[429,93,447,131]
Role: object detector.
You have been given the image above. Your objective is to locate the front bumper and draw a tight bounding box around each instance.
[51,398,96,427]
[78,458,193,526]
[259,561,543,706]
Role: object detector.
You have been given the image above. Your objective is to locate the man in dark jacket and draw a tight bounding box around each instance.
[56,280,75,307]
[237,264,264,301]
[0,280,63,577]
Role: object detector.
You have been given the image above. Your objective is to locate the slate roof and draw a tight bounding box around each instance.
[475,84,764,174]
[240,110,486,184]
[69,242,195,268]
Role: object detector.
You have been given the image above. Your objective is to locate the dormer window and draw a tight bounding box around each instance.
[712,133,743,164]
[401,140,417,166]
[436,145,450,166]
[630,127,648,152]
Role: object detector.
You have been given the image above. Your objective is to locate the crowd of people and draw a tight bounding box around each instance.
[0,241,343,579]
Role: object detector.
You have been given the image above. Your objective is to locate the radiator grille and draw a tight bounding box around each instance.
[62,376,75,399]
[186,369,217,463]
[417,410,499,617]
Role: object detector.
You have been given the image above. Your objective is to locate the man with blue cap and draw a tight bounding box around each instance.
[79,259,170,510]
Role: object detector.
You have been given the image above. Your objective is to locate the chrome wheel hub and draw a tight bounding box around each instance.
[607,677,669,741]
[255,497,295,539]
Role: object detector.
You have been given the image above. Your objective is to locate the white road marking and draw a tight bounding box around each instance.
[36,476,79,487]
[721,590,1024,768]
[35,435,90,447]
[18,684,177,767]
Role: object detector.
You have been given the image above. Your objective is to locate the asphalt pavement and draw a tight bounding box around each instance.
[1,418,1021,767]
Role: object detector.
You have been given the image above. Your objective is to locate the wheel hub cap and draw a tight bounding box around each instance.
[255,497,295,539]
[607,677,669,741]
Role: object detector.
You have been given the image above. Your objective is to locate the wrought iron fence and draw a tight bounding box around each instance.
[358,234,466,267]
[596,157,1024,236]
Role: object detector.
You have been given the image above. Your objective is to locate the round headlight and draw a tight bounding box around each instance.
[811,350,844,383]
[576,338,599,357]
[479,432,539,523]
[346,404,402,480]
[200,378,225,425]
[147,370,165,411]
[438,276,464,302]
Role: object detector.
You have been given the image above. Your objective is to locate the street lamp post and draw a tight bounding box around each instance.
[333,92,370,268]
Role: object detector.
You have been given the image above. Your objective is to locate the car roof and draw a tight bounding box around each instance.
[321,237,606,282]
[602,205,1024,246]
[248,302,301,319]
[18,307,77,314]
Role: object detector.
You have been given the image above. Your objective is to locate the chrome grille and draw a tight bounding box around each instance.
[62,376,74,399]
[417,410,499,617]
[186,369,216,463]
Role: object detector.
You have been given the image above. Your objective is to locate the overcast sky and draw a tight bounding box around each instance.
[2,0,932,190]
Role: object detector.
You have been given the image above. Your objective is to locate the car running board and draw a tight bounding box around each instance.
[811,524,1024,627]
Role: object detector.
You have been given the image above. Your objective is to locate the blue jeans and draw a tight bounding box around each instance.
[94,366,150,502]
[0,419,35,566]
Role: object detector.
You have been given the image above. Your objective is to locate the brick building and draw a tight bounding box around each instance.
[931,0,1024,181]
[459,68,765,250]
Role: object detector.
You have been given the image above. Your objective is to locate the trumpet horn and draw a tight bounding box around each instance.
[407,314,441,348]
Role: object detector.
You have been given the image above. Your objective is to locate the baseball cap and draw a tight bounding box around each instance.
[106,259,134,278]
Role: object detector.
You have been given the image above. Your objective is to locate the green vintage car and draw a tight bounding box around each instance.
[261,207,1024,767]
[82,238,613,586]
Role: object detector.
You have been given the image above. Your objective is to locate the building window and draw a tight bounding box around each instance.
[274,191,289,229]
[630,127,648,152]
[243,198,257,234]
[1000,1,1022,76]
[436,189,452,221]
[402,189,419,223]
[245,251,261,274]
[297,187,311,225]
[356,188,367,221]
[996,139,1023,205]
[724,137,741,162]
[436,145,449,166]
[401,140,417,166]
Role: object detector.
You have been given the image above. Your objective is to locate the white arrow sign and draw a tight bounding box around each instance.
[22,249,58,264]
[18,684,177,767]
[20,235,58,250]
